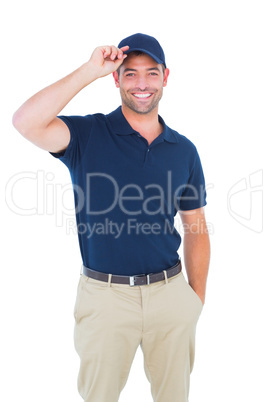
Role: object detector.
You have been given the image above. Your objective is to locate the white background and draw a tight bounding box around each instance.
[1,0,267,401]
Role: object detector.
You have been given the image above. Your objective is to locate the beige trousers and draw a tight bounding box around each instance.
[73,268,203,402]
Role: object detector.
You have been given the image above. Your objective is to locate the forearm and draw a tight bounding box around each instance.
[183,230,210,304]
[12,62,98,135]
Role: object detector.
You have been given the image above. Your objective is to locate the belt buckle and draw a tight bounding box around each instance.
[129,274,151,286]
[129,276,136,286]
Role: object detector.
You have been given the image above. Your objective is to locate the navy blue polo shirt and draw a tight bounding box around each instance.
[50,106,207,276]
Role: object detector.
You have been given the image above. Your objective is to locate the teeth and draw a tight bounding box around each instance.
[133,93,152,98]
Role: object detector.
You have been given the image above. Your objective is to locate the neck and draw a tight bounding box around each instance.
[121,104,162,138]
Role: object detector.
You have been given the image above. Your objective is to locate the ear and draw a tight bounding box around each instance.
[163,68,170,87]
[113,71,120,88]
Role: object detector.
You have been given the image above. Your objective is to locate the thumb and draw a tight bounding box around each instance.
[113,54,128,70]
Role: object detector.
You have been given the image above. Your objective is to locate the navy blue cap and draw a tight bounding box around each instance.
[118,33,166,68]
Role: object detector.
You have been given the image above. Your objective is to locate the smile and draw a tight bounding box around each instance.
[132,93,153,99]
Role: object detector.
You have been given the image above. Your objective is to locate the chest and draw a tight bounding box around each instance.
[75,133,191,216]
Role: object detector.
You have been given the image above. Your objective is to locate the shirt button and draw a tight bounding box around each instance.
[147,149,150,152]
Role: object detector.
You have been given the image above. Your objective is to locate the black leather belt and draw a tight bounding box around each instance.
[82,260,181,286]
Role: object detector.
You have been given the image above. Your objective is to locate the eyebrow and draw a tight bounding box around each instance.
[123,67,161,73]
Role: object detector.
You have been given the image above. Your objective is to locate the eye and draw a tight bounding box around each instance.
[149,72,158,76]
[126,73,135,77]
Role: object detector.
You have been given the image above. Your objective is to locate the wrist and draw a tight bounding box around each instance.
[78,61,100,86]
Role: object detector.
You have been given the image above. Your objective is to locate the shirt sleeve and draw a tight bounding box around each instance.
[49,115,94,170]
[179,147,207,211]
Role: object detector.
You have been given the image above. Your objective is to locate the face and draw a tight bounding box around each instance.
[113,53,169,115]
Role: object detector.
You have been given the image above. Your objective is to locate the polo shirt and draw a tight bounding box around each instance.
[50,106,207,276]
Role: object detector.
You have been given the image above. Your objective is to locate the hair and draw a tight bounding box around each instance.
[117,51,166,76]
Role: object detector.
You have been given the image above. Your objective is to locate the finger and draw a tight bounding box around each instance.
[117,46,129,59]
[120,45,129,52]
[113,53,128,69]
[103,45,129,61]
[110,46,121,61]
[111,45,129,60]
[116,48,125,60]
[103,46,112,59]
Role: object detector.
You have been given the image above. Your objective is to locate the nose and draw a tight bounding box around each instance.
[135,74,149,91]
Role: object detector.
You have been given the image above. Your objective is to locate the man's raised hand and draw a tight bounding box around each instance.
[88,45,129,78]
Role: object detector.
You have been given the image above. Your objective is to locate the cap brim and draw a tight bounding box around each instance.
[124,47,166,68]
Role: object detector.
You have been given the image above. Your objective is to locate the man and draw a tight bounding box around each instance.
[13,33,210,402]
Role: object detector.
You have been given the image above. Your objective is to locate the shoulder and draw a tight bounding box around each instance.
[84,112,111,126]
[167,125,197,153]
[64,112,108,132]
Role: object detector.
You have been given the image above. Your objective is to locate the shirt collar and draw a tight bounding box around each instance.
[106,106,179,143]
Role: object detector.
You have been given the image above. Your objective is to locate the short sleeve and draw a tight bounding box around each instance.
[49,115,94,170]
[179,148,207,211]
